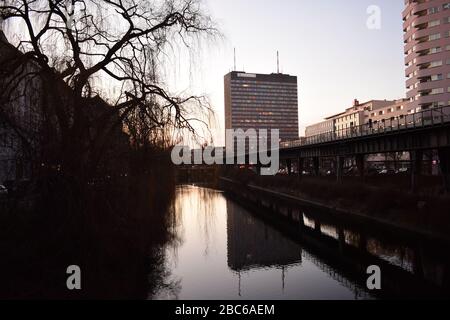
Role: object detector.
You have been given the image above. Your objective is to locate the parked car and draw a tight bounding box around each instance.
[3,180,16,193]
[0,185,8,198]
[395,167,408,174]
[379,168,395,175]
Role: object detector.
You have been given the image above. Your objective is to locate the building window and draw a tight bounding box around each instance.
[431,60,443,68]
[431,74,443,81]
[429,19,441,27]
[430,47,442,54]
[429,7,440,14]
[429,33,441,41]
[431,88,444,95]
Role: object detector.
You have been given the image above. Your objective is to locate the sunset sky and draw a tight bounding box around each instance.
[171,0,406,146]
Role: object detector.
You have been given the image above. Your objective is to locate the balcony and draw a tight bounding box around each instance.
[417,92,450,105]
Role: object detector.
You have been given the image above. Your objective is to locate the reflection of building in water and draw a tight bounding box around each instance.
[226,200,302,271]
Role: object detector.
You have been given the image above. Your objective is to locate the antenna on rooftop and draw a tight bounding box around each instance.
[233,48,236,71]
[277,51,280,74]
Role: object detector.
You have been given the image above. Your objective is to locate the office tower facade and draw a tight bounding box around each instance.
[224,71,299,147]
[403,0,450,111]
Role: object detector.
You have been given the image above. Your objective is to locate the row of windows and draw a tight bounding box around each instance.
[408,29,450,45]
[231,95,297,100]
[230,91,298,98]
[370,105,405,117]
[232,119,299,124]
[231,94,298,101]
[232,110,298,115]
[231,83,297,90]
[423,87,450,95]
[231,90,297,97]
[429,3,450,15]
[403,2,450,22]
[231,80,297,87]
[334,112,362,122]
[418,58,450,70]
[407,57,450,79]
[231,109,298,116]
[231,109,298,117]
[231,101,298,107]
[231,81,297,87]
[232,119,298,127]
[230,104,298,109]
[231,118,298,123]
[430,73,450,81]
[231,104,298,110]
[231,97,299,103]
[230,87,297,93]
[405,18,450,45]
[425,15,450,28]
[230,105,298,110]
[231,125,299,130]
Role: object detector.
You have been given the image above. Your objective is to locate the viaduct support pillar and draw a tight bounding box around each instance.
[287,207,293,220]
[298,158,304,180]
[313,157,320,176]
[336,156,344,183]
[299,212,305,230]
[356,154,365,178]
[358,234,367,252]
[438,147,450,193]
[410,150,423,193]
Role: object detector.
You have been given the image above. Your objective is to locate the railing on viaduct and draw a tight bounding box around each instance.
[281,106,450,149]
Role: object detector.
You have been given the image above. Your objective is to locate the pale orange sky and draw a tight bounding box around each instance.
[169,0,406,146]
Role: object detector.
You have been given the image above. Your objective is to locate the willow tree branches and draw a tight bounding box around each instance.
[0,0,217,174]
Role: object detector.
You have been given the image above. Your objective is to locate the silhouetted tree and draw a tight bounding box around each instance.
[0,0,216,181]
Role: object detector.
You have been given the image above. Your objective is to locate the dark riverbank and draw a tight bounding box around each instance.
[221,168,450,242]
[0,161,176,299]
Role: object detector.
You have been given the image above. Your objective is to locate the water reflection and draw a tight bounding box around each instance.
[153,185,371,300]
[227,199,302,271]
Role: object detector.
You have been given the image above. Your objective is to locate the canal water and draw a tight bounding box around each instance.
[153,185,375,300]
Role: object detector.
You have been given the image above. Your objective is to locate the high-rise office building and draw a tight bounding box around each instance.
[224,71,299,147]
[403,0,450,111]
